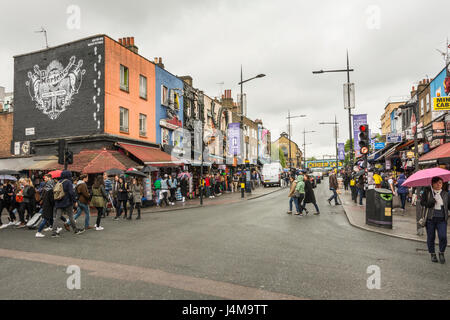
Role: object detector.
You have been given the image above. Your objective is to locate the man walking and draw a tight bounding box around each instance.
[52,170,84,237]
[70,174,94,230]
[327,169,340,206]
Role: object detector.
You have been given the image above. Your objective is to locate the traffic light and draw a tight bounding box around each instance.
[57,139,66,165]
[66,150,73,164]
[358,124,370,155]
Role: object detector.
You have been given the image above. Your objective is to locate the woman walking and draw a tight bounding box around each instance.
[35,174,57,237]
[420,176,448,264]
[294,175,306,216]
[287,176,299,214]
[23,178,36,221]
[396,173,408,211]
[129,178,143,220]
[113,176,129,221]
[303,174,320,215]
[91,175,107,230]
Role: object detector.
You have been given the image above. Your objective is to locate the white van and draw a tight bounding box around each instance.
[261,162,283,187]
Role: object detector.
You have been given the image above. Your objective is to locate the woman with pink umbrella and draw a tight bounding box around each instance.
[404,168,450,264]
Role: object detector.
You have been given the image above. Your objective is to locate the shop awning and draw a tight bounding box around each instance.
[396,140,415,151]
[379,143,401,160]
[44,149,140,173]
[419,142,450,165]
[368,148,384,161]
[118,143,183,167]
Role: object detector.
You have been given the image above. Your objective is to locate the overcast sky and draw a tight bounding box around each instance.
[0,0,449,158]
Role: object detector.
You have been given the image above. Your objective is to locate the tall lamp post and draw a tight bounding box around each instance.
[303,129,316,169]
[287,111,306,170]
[319,115,339,169]
[238,67,265,194]
[313,51,355,166]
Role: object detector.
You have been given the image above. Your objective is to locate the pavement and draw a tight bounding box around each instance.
[339,187,450,246]
[0,182,448,300]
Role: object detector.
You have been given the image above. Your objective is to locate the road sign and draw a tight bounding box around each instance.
[374,142,385,150]
[344,83,355,109]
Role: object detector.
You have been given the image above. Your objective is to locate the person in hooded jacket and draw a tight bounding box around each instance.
[294,175,305,216]
[51,170,84,237]
[35,174,61,238]
[303,174,320,215]
[396,173,408,211]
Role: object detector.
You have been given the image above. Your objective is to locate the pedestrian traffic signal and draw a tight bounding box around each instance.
[57,139,66,165]
[358,124,369,155]
[66,150,73,165]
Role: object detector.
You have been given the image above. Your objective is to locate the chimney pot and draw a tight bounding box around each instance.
[130,37,134,46]
[159,57,162,64]
[128,37,131,46]
[119,38,122,45]
[154,57,158,63]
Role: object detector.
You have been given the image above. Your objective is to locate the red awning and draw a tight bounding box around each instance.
[118,143,183,167]
[44,149,140,173]
[419,143,450,163]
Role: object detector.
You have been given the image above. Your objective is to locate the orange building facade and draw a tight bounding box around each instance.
[104,36,156,144]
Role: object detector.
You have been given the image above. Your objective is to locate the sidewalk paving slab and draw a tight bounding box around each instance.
[339,189,449,247]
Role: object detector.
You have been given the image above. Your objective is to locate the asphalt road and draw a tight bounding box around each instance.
[0,181,449,300]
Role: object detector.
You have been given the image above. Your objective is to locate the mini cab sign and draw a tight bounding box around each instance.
[433,97,450,111]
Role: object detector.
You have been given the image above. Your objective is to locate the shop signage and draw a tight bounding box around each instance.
[430,66,450,111]
[306,160,343,169]
[432,121,445,139]
[385,159,391,170]
[386,133,402,143]
[430,139,442,149]
[374,142,385,150]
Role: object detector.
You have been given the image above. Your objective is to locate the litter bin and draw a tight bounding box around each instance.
[365,188,393,229]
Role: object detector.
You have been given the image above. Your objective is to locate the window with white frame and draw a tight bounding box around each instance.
[120,107,129,132]
[139,75,147,99]
[120,65,129,91]
[139,113,147,136]
[161,85,169,105]
[426,94,430,113]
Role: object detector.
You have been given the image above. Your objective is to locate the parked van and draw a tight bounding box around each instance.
[261,162,283,187]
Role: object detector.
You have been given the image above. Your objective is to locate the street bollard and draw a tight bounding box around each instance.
[241,183,245,198]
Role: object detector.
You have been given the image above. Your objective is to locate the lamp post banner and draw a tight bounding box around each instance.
[352,114,367,158]
[338,143,345,160]
[228,123,241,157]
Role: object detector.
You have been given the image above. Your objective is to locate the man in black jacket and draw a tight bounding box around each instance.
[420,176,449,264]
[51,170,84,237]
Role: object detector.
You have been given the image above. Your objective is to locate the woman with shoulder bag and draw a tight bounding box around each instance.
[129,178,143,220]
[91,175,107,230]
[420,176,448,264]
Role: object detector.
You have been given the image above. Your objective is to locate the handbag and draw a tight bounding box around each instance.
[418,206,428,227]
[294,191,301,198]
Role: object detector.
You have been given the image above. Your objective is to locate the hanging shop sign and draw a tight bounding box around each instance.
[385,159,391,170]
[432,121,446,139]
[386,132,402,143]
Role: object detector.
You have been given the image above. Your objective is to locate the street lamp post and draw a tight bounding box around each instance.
[319,115,339,169]
[303,129,315,169]
[238,67,265,194]
[313,51,355,166]
[287,111,306,170]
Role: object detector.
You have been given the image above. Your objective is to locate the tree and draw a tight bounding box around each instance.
[343,139,353,167]
[307,157,317,161]
[270,147,287,168]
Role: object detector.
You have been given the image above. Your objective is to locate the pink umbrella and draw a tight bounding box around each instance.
[402,168,450,187]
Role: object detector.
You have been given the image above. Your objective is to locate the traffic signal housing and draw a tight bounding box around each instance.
[358,124,370,156]
[66,150,73,165]
[57,139,66,165]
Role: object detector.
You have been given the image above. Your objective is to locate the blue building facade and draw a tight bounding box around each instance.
[155,65,184,149]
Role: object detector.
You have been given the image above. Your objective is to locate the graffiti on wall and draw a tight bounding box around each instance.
[26,56,86,120]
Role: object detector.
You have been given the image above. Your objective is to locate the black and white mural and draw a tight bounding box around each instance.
[13,36,105,142]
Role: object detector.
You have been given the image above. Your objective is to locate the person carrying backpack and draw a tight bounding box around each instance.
[51,170,84,237]
[70,174,93,230]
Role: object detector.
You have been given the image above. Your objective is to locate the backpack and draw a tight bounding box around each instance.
[53,179,67,201]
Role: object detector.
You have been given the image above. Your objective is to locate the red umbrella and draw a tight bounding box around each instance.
[48,170,62,179]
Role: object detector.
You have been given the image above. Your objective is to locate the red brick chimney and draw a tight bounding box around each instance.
[119,37,138,54]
